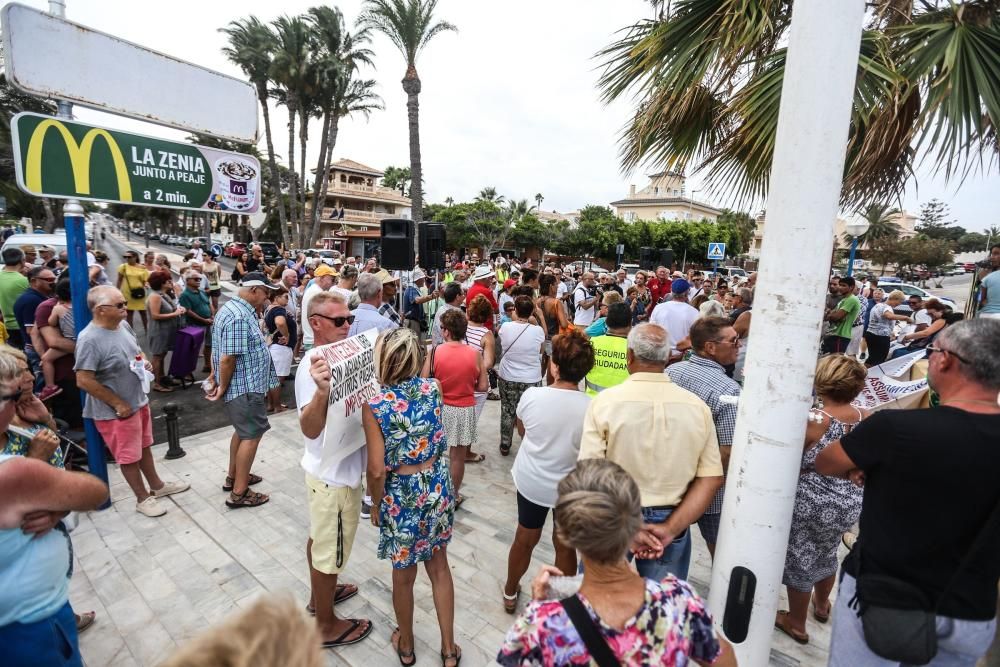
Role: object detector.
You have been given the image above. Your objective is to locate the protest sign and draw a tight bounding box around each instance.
[314,329,379,470]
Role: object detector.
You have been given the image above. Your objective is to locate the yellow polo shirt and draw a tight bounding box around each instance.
[578,372,723,507]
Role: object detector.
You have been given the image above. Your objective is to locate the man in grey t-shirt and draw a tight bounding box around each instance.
[75,286,188,517]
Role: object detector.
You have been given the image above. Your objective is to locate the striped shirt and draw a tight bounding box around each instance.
[211,296,278,402]
[666,355,740,514]
[464,324,489,353]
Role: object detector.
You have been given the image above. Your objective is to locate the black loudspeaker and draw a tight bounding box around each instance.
[380,218,415,270]
[418,222,447,271]
[659,248,675,269]
[639,247,657,270]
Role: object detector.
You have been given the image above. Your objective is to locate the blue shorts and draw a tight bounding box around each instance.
[0,601,82,667]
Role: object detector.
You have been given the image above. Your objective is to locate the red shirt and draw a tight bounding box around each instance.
[647,277,673,314]
[432,343,478,407]
[465,282,498,313]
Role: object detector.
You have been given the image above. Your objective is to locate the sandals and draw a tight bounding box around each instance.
[499,444,511,457]
[222,473,263,492]
[392,627,416,666]
[774,610,809,644]
[75,611,96,633]
[464,452,486,463]
[455,494,466,509]
[320,618,372,649]
[441,645,462,667]
[812,595,832,623]
[503,585,520,614]
[225,488,269,509]
[152,384,174,393]
[306,584,359,614]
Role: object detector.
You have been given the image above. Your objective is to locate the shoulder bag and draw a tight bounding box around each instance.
[124,270,145,301]
[495,322,531,366]
[560,595,621,667]
[852,497,1000,664]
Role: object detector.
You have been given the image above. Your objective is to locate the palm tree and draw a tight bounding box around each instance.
[476,186,503,204]
[842,203,903,249]
[220,17,290,250]
[308,77,383,246]
[597,1,1000,211]
[269,14,313,240]
[534,192,544,211]
[359,0,457,250]
[444,196,454,207]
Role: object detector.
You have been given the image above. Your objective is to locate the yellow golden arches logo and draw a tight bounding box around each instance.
[24,119,133,201]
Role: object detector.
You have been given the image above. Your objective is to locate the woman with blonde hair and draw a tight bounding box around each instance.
[775,354,868,644]
[498,459,735,666]
[863,289,911,366]
[363,328,459,666]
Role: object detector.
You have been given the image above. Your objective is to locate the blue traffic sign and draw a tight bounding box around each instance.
[707,242,726,260]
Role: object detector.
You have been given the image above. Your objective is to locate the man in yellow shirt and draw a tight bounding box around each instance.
[579,322,723,580]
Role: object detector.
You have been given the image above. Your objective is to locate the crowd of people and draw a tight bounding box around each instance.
[1,232,998,667]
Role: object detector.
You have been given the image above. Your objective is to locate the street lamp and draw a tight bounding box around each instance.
[844,219,870,277]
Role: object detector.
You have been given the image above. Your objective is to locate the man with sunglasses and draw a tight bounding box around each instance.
[75,286,189,517]
[207,272,281,509]
[294,291,372,649]
[817,319,1000,666]
[666,316,742,558]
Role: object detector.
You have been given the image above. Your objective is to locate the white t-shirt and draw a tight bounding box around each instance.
[497,321,545,383]
[556,281,569,299]
[650,300,699,353]
[511,387,591,507]
[573,285,595,325]
[300,283,326,346]
[296,348,365,487]
[191,248,204,263]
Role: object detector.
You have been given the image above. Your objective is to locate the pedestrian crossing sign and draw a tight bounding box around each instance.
[707,242,726,260]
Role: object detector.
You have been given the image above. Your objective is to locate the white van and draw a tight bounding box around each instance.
[1,233,69,256]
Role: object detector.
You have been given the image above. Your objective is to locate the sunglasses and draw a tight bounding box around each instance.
[927,345,970,365]
[311,313,355,327]
[0,388,23,406]
[100,301,127,310]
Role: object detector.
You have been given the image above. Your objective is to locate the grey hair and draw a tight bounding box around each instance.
[356,272,382,301]
[937,319,1000,390]
[737,287,753,306]
[626,323,670,364]
[87,285,121,310]
[554,459,642,564]
[0,345,23,385]
[307,291,347,318]
[185,271,203,281]
[700,300,726,318]
[281,268,297,281]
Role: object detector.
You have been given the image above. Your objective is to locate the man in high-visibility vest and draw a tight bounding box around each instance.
[585,302,631,396]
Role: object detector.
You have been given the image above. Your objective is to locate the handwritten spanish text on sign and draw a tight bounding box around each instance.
[316,329,380,470]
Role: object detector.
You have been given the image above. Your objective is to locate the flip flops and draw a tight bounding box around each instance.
[321,618,373,649]
[774,610,809,644]
[392,627,416,666]
[305,584,359,614]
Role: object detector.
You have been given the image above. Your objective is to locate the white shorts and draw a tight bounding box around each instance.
[269,344,293,377]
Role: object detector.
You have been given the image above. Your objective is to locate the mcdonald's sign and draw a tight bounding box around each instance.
[11,112,260,214]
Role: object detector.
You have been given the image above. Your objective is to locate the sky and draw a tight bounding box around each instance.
[13,0,1000,232]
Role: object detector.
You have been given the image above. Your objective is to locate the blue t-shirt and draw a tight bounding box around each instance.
[264,305,297,348]
[981,271,1000,314]
[0,454,72,626]
[13,288,46,335]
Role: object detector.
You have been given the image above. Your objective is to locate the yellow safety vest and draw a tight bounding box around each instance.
[444,271,455,283]
[586,334,630,396]
[496,268,509,284]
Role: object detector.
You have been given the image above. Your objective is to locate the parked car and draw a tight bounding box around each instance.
[188,236,209,249]
[165,235,180,246]
[224,241,247,258]
[1,233,68,257]
[716,266,748,280]
[963,262,977,273]
[257,241,281,264]
[944,265,966,277]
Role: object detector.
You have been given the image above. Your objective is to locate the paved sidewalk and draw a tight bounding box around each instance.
[71,399,834,666]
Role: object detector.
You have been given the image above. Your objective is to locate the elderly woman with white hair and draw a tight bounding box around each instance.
[497,459,735,666]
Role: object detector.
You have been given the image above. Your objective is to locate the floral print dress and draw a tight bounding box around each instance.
[497,576,722,666]
[368,376,455,569]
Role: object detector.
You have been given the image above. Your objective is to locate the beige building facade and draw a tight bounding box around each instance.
[610,170,722,223]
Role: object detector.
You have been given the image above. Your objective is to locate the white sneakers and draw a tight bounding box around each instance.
[151,480,190,498]
[135,496,166,517]
[136,481,191,517]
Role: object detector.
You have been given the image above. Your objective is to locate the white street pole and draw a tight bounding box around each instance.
[707,2,865,666]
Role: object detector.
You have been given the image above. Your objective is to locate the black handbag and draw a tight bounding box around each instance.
[852,498,1000,664]
[560,595,620,667]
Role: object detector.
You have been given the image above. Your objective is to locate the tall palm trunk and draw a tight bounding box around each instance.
[285,101,299,246]
[307,111,332,248]
[309,114,341,248]
[402,68,422,255]
[298,107,310,248]
[258,84,290,251]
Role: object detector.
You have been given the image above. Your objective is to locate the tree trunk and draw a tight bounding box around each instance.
[259,84,290,252]
[286,100,299,246]
[298,106,310,249]
[203,212,212,245]
[41,198,56,232]
[309,113,340,248]
[306,111,332,249]
[402,70,423,257]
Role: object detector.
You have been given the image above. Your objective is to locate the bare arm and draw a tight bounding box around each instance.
[515,417,525,438]
[904,318,945,341]
[481,331,496,370]
[39,324,75,354]
[273,314,290,341]
[815,439,859,479]
[475,354,488,393]
[363,405,386,525]
[733,310,751,338]
[0,456,108,530]
[76,369,131,417]
[649,475,724,546]
[299,355,330,440]
[214,356,237,397]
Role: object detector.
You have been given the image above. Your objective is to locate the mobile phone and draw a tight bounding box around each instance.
[7,424,38,440]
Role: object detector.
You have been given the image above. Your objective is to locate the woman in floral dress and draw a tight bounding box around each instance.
[498,459,735,666]
[363,327,459,667]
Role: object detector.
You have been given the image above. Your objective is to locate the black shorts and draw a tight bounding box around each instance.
[516,490,550,530]
[822,335,851,354]
[208,289,222,298]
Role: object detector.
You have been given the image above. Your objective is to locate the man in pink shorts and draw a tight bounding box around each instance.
[75,286,188,517]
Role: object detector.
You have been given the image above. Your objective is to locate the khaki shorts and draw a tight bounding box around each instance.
[306,473,362,575]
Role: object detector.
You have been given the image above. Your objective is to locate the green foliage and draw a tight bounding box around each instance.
[916,198,966,242]
[381,165,411,195]
[956,232,989,252]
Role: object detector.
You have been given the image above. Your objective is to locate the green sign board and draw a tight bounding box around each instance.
[11,112,260,213]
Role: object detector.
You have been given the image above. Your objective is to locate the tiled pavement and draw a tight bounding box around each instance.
[71,399,834,666]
